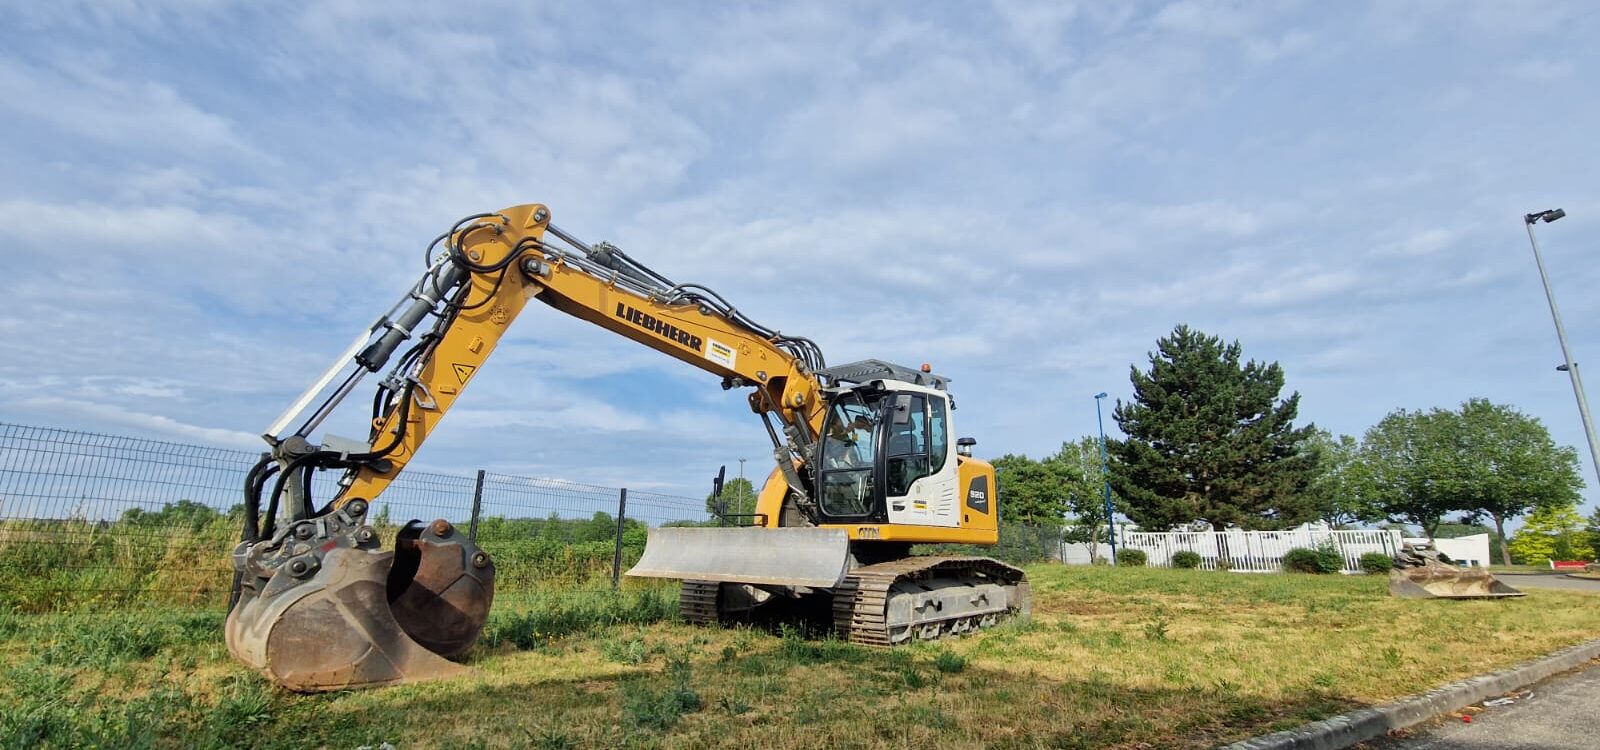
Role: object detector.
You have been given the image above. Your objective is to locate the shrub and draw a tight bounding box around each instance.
[1116,548,1147,567]
[1171,551,1202,569]
[1283,542,1343,574]
[1282,548,1319,573]
[1358,552,1395,575]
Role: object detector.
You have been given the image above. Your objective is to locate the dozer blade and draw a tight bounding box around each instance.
[227,502,495,692]
[627,527,851,588]
[1388,566,1525,599]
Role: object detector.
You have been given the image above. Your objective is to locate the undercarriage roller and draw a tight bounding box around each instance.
[226,502,495,692]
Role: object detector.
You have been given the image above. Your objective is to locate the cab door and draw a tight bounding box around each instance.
[883,392,960,528]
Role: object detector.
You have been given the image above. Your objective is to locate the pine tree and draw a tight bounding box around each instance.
[1108,325,1318,531]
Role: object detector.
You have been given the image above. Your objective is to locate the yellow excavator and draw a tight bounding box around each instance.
[227,203,1030,692]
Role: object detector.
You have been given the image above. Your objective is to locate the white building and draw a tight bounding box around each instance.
[1404,534,1491,567]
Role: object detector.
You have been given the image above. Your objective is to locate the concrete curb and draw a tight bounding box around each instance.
[1219,637,1600,750]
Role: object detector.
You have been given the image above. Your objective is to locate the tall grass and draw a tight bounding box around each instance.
[0,509,652,613]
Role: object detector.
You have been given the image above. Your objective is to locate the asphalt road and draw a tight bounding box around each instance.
[1364,661,1600,750]
[1492,573,1600,593]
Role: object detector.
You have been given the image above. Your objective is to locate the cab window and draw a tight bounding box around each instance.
[886,394,929,497]
[818,397,878,517]
[929,396,948,474]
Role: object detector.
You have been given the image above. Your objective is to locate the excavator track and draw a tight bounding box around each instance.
[834,556,1030,646]
[680,580,722,625]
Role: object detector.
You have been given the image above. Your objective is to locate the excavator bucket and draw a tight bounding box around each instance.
[1387,566,1525,599]
[627,527,851,587]
[227,502,495,692]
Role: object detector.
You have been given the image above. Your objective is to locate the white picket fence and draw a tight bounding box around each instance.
[1117,528,1403,574]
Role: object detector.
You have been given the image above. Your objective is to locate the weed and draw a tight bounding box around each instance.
[206,672,273,743]
[899,666,928,689]
[1382,646,1404,668]
[621,654,701,732]
[717,695,752,716]
[719,645,738,663]
[775,624,859,665]
[602,636,658,665]
[0,609,18,641]
[523,725,578,750]
[1143,612,1172,642]
[736,654,777,676]
[792,695,825,725]
[905,703,956,730]
[933,649,967,674]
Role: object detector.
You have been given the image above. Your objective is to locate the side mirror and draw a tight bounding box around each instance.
[892,394,914,425]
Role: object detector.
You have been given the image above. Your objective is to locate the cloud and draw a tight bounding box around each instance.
[0,57,253,155]
[7,395,260,449]
[3,1,1600,510]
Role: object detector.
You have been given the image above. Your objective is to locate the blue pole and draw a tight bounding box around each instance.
[1094,392,1117,565]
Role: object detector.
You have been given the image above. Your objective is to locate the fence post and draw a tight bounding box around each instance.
[468,469,486,542]
[611,488,628,590]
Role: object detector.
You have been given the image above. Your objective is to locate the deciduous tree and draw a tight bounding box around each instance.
[1050,437,1116,562]
[1507,503,1595,564]
[991,453,1071,525]
[1108,325,1318,531]
[1452,399,1584,565]
[1587,506,1600,559]
[1349,399,1583,559]
[1303,429,1373,528]
[1349,408,1459,540]
[705,476,757,519]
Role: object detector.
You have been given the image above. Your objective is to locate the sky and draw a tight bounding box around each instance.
[2,1,1598,521]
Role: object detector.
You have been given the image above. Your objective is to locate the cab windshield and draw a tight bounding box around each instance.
[817,393,882,517]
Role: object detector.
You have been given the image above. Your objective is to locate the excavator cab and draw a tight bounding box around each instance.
[813,381,961,530]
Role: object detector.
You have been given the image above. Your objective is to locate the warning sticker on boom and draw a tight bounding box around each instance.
[705,339,737,369]
[452,363,477,383]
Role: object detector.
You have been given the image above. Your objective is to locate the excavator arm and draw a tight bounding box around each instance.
[334,203,830,517]
[228,203,839,691]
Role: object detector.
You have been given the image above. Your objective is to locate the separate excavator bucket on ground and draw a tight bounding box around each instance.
[1388,566,1525,599]
[226,501,495,692]
[627,527,851,588]
[1387,542,1523,600]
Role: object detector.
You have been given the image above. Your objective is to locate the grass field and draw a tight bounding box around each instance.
[3,565,1598,750]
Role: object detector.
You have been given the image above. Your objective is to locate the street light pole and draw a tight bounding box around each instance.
[1094,392,1118,565]
[1524,209,1600,487]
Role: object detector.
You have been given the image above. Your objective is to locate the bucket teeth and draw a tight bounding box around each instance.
[226,510,495,692]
